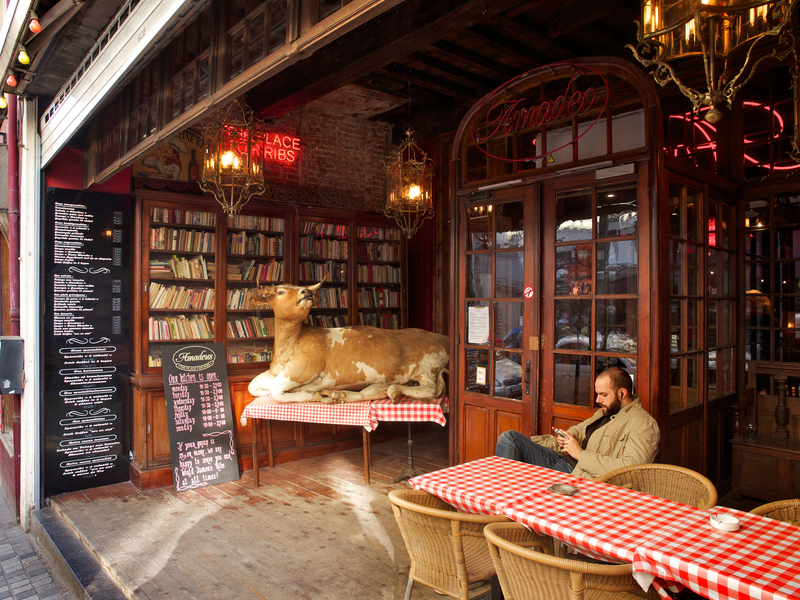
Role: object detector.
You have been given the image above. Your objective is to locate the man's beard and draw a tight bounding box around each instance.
[603,396,622,417]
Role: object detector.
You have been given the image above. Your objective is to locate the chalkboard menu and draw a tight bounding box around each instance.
[161,343,240,491]
[43,189,131,497]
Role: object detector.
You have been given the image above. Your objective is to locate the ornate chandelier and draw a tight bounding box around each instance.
[629,0,799,124]
[385,129,434,239]
[199,97,266,215]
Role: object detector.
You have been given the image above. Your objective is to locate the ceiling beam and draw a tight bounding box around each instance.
[465,23,541,69]
[487,14,575,60]
[375,64,471,98]
[429,40,517,79]
[405,51,500,89]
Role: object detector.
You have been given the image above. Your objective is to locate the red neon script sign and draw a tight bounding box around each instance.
[470,63,610,163]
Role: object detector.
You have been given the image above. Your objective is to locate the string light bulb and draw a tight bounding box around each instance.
[0,96,7,110]
[6,74,17,87]
[18,50,30,65]
[29,17,41,34]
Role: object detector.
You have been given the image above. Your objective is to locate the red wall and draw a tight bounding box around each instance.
[46,148,131,194]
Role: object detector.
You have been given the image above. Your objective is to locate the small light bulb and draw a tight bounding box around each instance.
[0,97,7,110]
[6,74,17,87]
[29,18,41,34]
[18,50,30,65]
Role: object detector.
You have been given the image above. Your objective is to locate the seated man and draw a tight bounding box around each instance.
[495,366,660,480]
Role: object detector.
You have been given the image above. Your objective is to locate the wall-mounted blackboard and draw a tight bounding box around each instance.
[43,189,131,497]
[160,343,240,491]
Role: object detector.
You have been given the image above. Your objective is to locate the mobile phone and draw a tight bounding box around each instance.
[554,428,567,438]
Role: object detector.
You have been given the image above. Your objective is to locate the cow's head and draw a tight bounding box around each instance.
[252,282,323,317]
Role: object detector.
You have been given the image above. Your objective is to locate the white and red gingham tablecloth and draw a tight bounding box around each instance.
[242,395,448,432]
[409,456,800,600]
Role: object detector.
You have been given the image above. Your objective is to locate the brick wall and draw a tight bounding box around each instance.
[269,101,389,213]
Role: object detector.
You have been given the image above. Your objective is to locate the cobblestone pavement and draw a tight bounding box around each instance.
[0,495,69,600]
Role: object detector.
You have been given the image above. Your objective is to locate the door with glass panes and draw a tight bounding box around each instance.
[458,185,539,463]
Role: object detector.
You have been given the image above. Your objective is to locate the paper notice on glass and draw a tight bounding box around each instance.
[468,305,490,344]
[476,366,486,386]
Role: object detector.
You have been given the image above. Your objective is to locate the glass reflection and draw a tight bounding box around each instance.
[745,291,773,327]
[773,194,800,227]
[496,252,524,298]
[687,354,700,408]
[496,202,524,249]
[465,347,490,394]
[554,299,592,350]
[556,188,592,243]
[596,183,637,237]
[669,186,681,238]
[744,262,769,293]
[494,350,523,399]
[467,205,492,250]
[745,198,769,229]
[669,357,682,413]
[495,302,523,348]
[745,230,769,260]
[670,300,681,353]
[553,354,592,406]
[687,244,699,295]
[687,190,701,243]
[467,254,491,298]
[745,328,770,361]
[596,240,637,295]
[669,241,682,295]
[555,245,592,295]
[597,299,637,354]
[776,260,800,293]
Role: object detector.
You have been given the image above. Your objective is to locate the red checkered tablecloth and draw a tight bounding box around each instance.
[409,456,571,515]
[242,395,447,432]
[632,506,800,600]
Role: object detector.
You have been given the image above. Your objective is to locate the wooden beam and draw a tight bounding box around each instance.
[465,24,542,68]
[405,51,499,89]
[251,0,526,119]
[487,14,575,60]
[375,65,469,98]
[430,40,517,79]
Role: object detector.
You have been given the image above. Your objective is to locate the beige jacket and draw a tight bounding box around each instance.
[530,397,660,480]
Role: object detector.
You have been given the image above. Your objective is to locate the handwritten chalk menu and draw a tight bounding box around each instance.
[161,343,239,491]
[44,189,131,497]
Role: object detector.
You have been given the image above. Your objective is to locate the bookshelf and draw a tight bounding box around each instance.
[300,219,350,328]
[356,225,402,329]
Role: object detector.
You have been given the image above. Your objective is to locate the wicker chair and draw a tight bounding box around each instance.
[595,464,718,509]
[484,522,660,600]
[388,489,507,600]
[750,498,800,525]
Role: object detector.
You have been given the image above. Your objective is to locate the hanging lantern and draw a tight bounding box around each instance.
[198,97,266,216]
[384,129,434,239]
[629,0,799,123]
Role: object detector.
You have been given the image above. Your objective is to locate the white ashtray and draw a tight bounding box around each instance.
[710,514,740,532]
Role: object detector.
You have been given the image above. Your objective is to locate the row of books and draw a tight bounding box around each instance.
[300,222,348,239]
[150,255,212,280]
[226,317,275,339]
[151,227,216,253]
[151,207,216,227]
[227,214,284,232]
[149,283,216,310]
[226,288,268,310]
[356,243,399,262]
[358,312,400,329]
[305,315,349,328]
[356,226,401,241]
[149,314,215,341]
[227,232,284,256]
[357,288,400,308]
[228,258,283,282]
[318,287,348,309]
[299,262,347,282]
[299,238,348,260]
[358,264,401,283]
[227,350,273,363]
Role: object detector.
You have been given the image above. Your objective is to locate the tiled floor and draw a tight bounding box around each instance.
[47,423,484,600]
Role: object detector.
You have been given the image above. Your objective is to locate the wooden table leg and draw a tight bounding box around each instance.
[362,428,371,485]
[267,419,275,468]
[251,418,260,488]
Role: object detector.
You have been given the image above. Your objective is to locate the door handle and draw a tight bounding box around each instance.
[525,360,531,395]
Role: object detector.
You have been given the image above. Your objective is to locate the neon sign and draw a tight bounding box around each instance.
[668,102,800,172]
[470,63,610,163]
[264,132,300,163]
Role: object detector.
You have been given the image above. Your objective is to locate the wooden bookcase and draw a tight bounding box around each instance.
[130,189,408,488]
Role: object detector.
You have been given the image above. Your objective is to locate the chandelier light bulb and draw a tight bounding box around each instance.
[6,74,17,87]
[29,18,41,34]
[18,50,30,65]
[407,184,421,200]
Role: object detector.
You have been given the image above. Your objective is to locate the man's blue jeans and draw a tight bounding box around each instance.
[495,430,574,473]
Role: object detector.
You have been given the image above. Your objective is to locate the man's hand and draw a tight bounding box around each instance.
[556,430,582,461]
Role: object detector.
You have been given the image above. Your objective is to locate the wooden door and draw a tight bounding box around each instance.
[457,185,540,463]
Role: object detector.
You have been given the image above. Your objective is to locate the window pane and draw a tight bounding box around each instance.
[496,202,524,249]
[596,240,637,295]
[687,189,701,243]
[745,262,769,293]
[467,255,491,298]
[670,300,681,352]
[556,188,592,242]
[669,185,681,238]
[669,356,682,412]
[494,350,522,400]
[687,299,699,351]
[554,299,592,350]
[555,245,592,295]
[597,299,637,353]
[745,328,771,361]
[270,1,287,52]
[596,183,637,238]
[746,291,773,327]
[687,353,701,408]
[466,301,490,346]
[776,260,800,293]
[467,206,491,250]
[248,11,266,66]
[554,354,592,406]
[465,347,490,394]
[687,244,700,295]
[229,27,245,78]
[745,229,770,260]
[670,241,682,295]
[495,302,523,348]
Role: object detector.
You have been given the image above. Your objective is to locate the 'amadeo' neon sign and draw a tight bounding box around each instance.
[470,63,610,163]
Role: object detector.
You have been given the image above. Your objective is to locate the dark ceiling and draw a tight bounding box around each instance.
[24,0,644,143]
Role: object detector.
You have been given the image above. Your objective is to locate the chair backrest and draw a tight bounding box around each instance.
[483,522,643,600]
[595,463,718,509]
[750,498,800,526]
[388,489,506,599]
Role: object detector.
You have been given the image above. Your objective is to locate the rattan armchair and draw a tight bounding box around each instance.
[750,498,800,525]
[388,489,507,600]
[595,463,718,509]
[484,522,660,600]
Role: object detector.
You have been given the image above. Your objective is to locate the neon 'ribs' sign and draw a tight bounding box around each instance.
[470,64,609,164]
